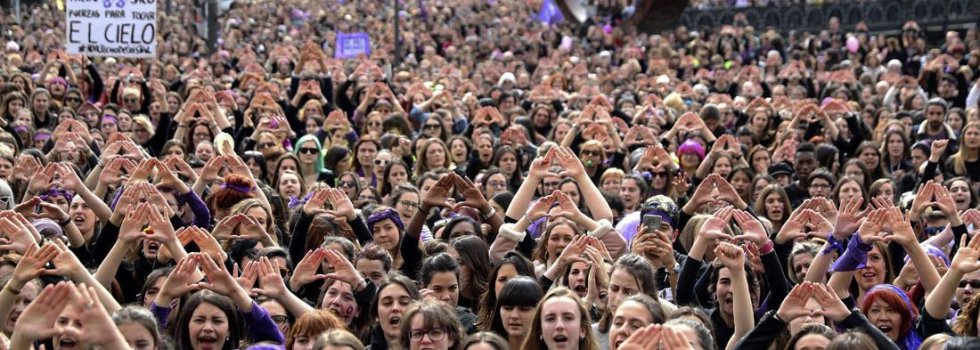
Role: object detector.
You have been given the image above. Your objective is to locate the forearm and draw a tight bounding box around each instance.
[577,173,613,221]
[804,247,835,283]
[72,270,122,313]
[905,243,941,293]
[85,163,104,191]
[79,185,112,222]
[728,269,753,350]
[64,222,86,247]
[278,290,315,319]
[0,287,19,332]
[925,269,962,319]
[505,174,540,219]
[559,126,577,147]
[94,242,129,288]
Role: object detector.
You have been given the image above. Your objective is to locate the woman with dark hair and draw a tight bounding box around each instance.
[476,252,535,331]
[380,160,411,198]
[449,236,492,311]
[815,143,840,173]
[351,137,381,186]
[323,146,351,180]
[155,254,285,350]
[491,145,524,193]
[594,254,665,349]
[488,276,543,349]
[367,274,421,350]
[397,299,466,350]
[754,184,792,231]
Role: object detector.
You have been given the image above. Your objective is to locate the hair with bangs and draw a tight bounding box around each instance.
[859,286,918,340]
[397,299,465,350]
[489,276,544,337]
[286,310,346,349]
[475,252,535,332]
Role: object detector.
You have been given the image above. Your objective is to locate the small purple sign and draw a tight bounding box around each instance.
[335,32,371,59]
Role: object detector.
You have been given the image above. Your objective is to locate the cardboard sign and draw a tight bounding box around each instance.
[66,0,157,58]
[334,32,371,59]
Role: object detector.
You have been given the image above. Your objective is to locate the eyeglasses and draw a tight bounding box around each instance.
[65,97,82,103]
[809,183,831,189]
[651,171,669,178]
[487,181,507,188]
[257,142,276,150]
[398,200,419,209]
[581,150,602,157]
[410,328,447,341]
[374,159,389,166]
[959,280,980,289]
[299,148,319,155]
[270,315,289,326]
[338,180,357,188]
[424,124,441,130]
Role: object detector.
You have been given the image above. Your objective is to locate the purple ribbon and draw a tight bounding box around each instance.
[822,233,845,256]
[220,182,252,194]
[288,191,316,210]
[830,233,872,272]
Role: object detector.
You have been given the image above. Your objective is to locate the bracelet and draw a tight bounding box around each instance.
[758,240,775,255]
[4,284,21,295]
[481,207,497,221]
[59,217,72,227]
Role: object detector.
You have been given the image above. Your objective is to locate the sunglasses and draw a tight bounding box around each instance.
[257,142,276,150]
[374,159,389,166]
[299,147,318,155]
[367,121,382,127]
[338,180,357,188]
[651,171,669,178]
[581,150,602,157]
[65,97,82,103]
[960,280,980,289]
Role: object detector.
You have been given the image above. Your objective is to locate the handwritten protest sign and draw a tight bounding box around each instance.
[66,0,157,58]
[334,32,371,59]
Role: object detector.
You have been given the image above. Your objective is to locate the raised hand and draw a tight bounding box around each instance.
[290,248,329,291]
[156,255,202,305]
[9,244,58,291]
[776,282,816,321]
[880,207,916,247]
[61,283,128,349]
[322,249,365,288]
[420,174,454,212]
[856,208,886,244]
[303,189,329,216]
[834,195,866,239]
[733,210,770,247]
[951,234,980,274]
[699,206,734,242]
[452,173,491,214]
[195,253,250,304]
[0,213,40,254]
[528,147,559,179]
[252,256,290,297]
[11,282,74,341]
[812,283,851,322]
[714,242,746,269]
[323,188,356,221]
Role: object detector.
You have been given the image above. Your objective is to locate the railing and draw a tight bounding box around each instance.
[675,0,980,34]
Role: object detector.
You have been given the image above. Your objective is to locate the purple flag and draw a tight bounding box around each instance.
[537,0,564,25]
[334,32,372,59]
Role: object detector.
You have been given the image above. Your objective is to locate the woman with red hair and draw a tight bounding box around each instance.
[859,285,922,350]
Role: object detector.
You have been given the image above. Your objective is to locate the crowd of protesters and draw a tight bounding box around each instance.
[0,0,979,349]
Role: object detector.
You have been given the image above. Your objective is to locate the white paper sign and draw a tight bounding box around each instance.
[66,0,157,58]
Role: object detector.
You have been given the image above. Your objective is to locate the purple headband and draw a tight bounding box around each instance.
[220,182,252,194]
[12,125,28,133]
[904,244,950,266]
[47,76,68,87]
[40,188,75,204]
[102,114,118,124]
[367,208,404,232]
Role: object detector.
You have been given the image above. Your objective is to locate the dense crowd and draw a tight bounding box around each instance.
[0,0,979,349]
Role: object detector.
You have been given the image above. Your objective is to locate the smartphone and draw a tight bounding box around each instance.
[642,214,661,231]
